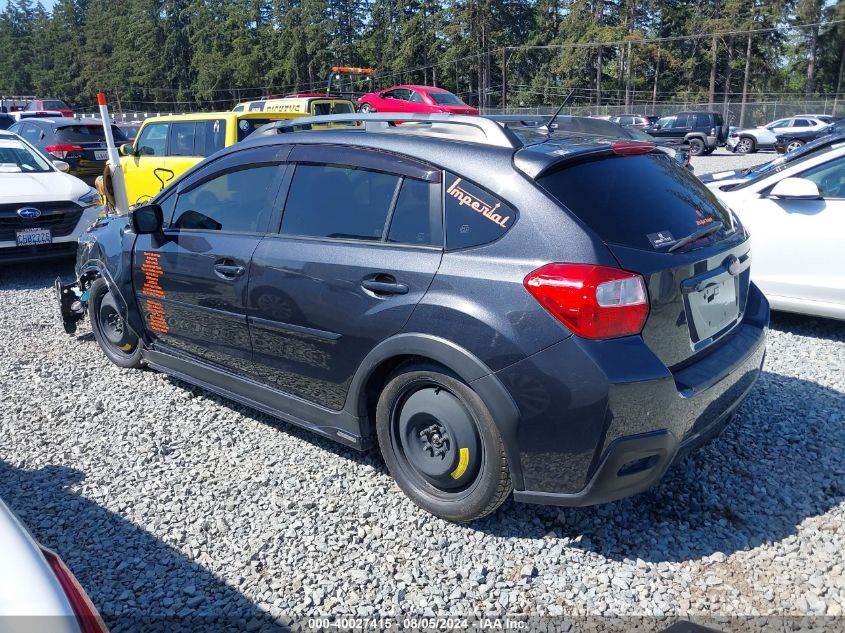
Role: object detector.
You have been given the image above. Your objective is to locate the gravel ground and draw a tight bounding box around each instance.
[690,147,775,177]
[0,260,843,632]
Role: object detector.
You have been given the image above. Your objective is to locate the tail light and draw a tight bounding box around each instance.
[524,263,649,339]
[710,127,717,136]
[45,144,83,159]
[42,548,109,633]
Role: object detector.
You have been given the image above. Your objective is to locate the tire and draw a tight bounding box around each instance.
[375,361,512,522]
[735,136,755,154]
[89,278,144,369]
[702,146,716,155]
[688,137,705,156]
[359,103,375,113]
[786,139,805,153]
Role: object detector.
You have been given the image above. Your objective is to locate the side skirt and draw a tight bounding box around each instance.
[143,348,371,451]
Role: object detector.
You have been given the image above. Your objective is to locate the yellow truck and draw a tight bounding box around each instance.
[118,111,301,206]
[231,95,356,116]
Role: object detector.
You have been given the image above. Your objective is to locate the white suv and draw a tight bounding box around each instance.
[0,130,101,264]
[728,116,829,154]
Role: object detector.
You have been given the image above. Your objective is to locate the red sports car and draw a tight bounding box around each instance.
[357,85,478,115]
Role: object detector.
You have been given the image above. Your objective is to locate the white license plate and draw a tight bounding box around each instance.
[16,228,52,246]
[94,150,108,160]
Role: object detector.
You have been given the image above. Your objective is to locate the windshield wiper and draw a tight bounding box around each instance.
[668,221,724,253]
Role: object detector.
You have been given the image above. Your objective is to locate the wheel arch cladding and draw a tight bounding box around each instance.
[345,333,525,490]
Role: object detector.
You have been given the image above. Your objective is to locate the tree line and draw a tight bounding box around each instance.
[1,0,843,113]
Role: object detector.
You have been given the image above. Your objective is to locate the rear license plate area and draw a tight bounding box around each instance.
[684,274,740,349]
[16,228,52,246]
[94,150,108,160]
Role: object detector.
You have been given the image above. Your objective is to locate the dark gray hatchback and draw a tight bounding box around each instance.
[59,113,768,522]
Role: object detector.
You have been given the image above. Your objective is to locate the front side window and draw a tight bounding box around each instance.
[768,120,789,130]
[445,172,515,250]
[672,114,691,128]
[136,123,169,156]
[168,122,196,156]
[281,163,401,241]
[655,116,674,130]
[172,165,279,233]
[799,155,845,198]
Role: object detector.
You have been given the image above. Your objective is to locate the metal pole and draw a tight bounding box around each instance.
[501,47,508,111]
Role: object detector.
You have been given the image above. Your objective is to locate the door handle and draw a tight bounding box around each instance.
[361,279,409,295]
[214,262,245,278]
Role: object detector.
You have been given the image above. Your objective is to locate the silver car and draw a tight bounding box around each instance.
[0,498,108,633]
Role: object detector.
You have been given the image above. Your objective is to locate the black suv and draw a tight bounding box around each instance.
[7,117,128,184]
[646,111,728,155]
[58,113,768,522]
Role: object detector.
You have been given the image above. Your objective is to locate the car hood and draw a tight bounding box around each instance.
[0,171,90,203]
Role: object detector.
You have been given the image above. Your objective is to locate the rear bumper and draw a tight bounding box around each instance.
[503,283,769,507]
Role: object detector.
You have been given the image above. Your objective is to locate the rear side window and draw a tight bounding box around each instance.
[136,123,169,156]
[387,178,442,246]
[694,114,712,127]
[538,153,735,251]
[445,172,515,250]
[236,119,270,141]
[57,125,127,143]
[195,119,226,156]
[281,163,400,240]
[172,165,278,233]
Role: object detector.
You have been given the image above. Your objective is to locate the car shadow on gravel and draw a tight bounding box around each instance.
[770,311,844,343]
[0,461,290,632]
[473,370,844,562]
[0,260,75,290]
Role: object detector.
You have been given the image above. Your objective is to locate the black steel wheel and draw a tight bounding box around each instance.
[89,278,144,369]
[376,362,512,522]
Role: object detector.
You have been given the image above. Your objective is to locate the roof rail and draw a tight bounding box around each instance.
[258,112,523,149]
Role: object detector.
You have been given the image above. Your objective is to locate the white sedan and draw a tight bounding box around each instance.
[0,498,107,632]
[0,130,101,264]
[709,145,845,320]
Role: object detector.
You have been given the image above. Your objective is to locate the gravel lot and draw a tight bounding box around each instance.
[1,200,843,631]
[690,147,774,176]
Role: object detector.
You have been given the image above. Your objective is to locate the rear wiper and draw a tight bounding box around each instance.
[668,221,724,253]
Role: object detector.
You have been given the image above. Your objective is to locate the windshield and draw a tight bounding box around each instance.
[0,136,52,173]
[57,124,127,143]
[430,92,465,105]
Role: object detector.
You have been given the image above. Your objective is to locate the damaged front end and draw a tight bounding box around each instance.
[54,277,87,334]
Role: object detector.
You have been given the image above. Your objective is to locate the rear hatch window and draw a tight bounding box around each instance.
[57,125,127,144]
[537,152,736,252]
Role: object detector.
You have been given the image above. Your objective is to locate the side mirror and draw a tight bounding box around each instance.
[131,203,163,234]
[52,159,70,172]
[119,143,135,156]
[769,177,820,200]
